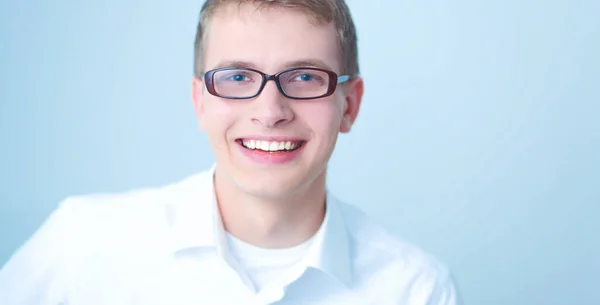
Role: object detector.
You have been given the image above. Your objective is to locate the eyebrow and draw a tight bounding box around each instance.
[282,59,335,71]
[211,59,336,72]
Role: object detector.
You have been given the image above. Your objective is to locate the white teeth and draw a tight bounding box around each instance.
[241,140,301,152]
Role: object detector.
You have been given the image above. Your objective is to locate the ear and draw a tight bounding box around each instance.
[340,76,364,133]
[191,77,207,130]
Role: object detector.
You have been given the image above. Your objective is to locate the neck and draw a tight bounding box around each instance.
[214,168,326,249]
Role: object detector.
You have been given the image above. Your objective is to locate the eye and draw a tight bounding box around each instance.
[215,71,257,84]
[293,73,315,82]
[229,74,248,82]
[282,69,327,86]
[298,74,313,81]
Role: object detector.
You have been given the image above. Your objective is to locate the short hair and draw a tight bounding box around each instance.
[193,0,359,77]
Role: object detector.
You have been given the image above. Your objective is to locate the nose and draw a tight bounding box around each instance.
[250,80,294,128]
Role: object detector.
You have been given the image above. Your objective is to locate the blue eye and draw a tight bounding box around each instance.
[299,74,313,81]
[231,74,247,82]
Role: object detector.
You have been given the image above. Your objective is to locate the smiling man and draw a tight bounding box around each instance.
[0,1,460,304]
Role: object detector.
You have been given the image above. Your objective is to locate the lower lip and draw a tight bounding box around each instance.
[238,142,305,165]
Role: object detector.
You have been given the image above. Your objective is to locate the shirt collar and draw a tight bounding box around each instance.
[304,191,353,287]
[168,164,352,286]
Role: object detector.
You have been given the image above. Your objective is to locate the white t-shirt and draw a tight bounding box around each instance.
[226,232,316,292]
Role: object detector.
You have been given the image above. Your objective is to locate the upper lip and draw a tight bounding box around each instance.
[237,136,307,142]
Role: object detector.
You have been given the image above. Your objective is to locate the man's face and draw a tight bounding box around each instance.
[192,3,363,199]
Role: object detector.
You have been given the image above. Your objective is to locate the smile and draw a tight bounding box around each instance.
[239,139,304,152]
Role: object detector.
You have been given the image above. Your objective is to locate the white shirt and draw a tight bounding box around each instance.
[226,232,315,292]
[0,165,461,305]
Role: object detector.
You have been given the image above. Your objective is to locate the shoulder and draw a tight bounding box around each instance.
[0,170,214,302]
[336,200,457,300]
[36,169,213,256]
[338,200,448,271]
[61,169,212,225]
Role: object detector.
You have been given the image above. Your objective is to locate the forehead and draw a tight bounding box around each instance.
[203,3,341,73]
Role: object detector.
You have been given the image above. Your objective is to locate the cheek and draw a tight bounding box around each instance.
[202,97,239,141]
[297,100,344,138]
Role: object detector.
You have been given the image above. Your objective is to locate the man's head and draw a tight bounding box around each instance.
[191,0,364,200]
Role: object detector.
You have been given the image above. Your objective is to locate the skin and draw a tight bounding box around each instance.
[191,3,364,248]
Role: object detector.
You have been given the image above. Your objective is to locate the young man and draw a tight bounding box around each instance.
[0,0,460,304]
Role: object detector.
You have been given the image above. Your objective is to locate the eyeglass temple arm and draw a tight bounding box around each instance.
[337,75,352,84]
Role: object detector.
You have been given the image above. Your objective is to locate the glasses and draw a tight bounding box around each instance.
[202,67,351,100]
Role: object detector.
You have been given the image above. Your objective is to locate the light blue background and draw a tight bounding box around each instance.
[1,0,599,304]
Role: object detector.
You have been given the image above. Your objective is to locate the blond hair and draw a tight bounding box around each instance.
[193,0,359,77]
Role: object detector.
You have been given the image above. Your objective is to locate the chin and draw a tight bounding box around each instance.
[239,176,305,200]
[235,166,325,200]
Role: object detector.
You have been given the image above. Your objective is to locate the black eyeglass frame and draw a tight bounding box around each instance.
[201,67,351,100]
